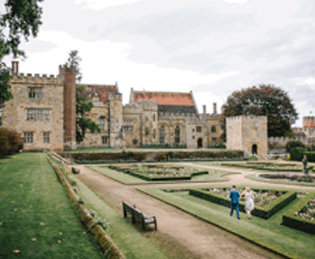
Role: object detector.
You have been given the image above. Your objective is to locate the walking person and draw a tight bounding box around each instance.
[229,185,240,219]
[241,187,255,219]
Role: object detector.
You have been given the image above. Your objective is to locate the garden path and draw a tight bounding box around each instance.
[72,163,292,259]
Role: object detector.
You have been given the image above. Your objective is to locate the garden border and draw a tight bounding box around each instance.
[282,192,315,234]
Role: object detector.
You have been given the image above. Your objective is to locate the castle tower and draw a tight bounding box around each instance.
[109,92,125,148]
[59,65,76,150]
[226,115,268,158]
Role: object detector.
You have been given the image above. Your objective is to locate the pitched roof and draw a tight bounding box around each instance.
[134,91,195,106]
[304,118,315,128]
[78,84,117,102]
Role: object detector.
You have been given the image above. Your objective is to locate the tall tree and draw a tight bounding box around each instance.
[64,50,100,143]
[221,84,298,139]
[0,0,43,103]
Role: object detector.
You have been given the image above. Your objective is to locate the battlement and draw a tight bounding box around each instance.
[11,73,63,85]
[226,115,267,121]
[58,64,75,75]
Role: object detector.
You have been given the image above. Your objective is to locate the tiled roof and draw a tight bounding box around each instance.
[78,84,117,102]
[134,91,195,106]
[304,118,315,128]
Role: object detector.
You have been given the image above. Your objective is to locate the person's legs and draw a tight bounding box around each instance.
[236,203,240,219]
[230,204,235,216]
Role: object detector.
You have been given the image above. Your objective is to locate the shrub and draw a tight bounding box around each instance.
[290,147,307,161]
[304,151,315,162]
[286,140,305,152]
[154,153,166,161]
[0,128,23,158]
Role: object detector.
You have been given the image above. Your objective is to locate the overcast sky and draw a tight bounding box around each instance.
[4,0,315,126]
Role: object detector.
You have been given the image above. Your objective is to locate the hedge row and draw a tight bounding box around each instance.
[61,150,244,163]
[108,165,208,181]
[289,147,315,162]
[189,188,297,219]
[282,192,315,234]
[46,153,126,258]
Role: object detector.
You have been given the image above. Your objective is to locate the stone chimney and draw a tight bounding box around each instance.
[203,105,206,120]
[11,61,19,75]
[213,103,217,114]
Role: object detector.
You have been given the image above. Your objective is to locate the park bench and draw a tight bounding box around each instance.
[122,201,157,230]
[72,167,80,174]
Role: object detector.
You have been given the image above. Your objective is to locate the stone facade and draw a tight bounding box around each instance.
[2,67,65,151]
[226,115,268,158]
[1,62,223,150]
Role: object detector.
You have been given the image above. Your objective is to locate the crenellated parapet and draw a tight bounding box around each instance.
[11,73,63,85]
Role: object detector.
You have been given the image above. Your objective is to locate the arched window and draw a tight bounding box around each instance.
[99,117,105,130]
[159,125,166,144]
[153,129,156,139]
[211,126,216,133]
[174,125,180,144]
[153,114,156,122]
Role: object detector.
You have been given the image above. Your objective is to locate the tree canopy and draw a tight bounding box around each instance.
[0,0,43,103]
[64,50,100,143]
[221,84,298,138]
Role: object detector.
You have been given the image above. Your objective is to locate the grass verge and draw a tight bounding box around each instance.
[137,184,315,259]
[0,153,104,259]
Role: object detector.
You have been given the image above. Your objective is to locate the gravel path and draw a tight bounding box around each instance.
[73,163,314,259]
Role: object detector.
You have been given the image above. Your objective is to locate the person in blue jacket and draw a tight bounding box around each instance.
[229,185,240,219]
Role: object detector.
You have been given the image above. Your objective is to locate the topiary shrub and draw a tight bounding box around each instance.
[290,147,307,161]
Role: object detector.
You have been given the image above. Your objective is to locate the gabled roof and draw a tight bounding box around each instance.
[134,91,195,106]
[304,118,315,128]
[78,84,117,102]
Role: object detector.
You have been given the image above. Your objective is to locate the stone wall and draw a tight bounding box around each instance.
[2,73,64,151]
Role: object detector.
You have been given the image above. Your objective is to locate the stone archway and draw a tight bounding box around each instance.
[252,144,258,155]
[197,138,203,148]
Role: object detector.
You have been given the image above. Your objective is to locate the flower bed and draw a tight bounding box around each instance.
[189,187,297,219]
[108,164,208,181]
[282,192,315,234]
[222,161,313,172]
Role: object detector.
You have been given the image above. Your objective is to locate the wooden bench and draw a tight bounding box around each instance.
[122,201,157,230]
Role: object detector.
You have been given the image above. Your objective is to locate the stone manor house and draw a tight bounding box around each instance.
[0,62,223,151]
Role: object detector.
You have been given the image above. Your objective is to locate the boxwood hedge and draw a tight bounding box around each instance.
[108,165,208,181]
[282,192,315,234]
[189,188,297,219]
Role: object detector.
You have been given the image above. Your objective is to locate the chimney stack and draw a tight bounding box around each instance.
[213,103,217,114]
[12,61,19,75]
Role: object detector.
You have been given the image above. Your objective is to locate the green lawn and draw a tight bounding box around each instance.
[0,153,104,259]
[88,164,233,185]
[138,185,315,259]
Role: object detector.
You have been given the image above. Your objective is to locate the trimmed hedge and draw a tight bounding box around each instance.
[282,192,315,234]
[290,147,307,161]
[108,165,208,181]
[189,188,297,219]
[60,150,245,163]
